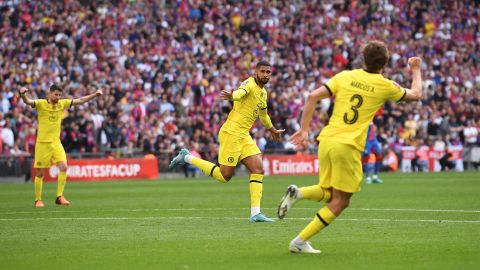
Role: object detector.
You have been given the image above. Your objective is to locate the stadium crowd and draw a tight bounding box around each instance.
[0,0,478,172]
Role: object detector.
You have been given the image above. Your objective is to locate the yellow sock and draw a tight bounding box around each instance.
[249,174,263,211]
[57,171,67,197]
[191,156,227,183]
[34,176,43,201]
[299,207,337,241]
[300,185,331,202]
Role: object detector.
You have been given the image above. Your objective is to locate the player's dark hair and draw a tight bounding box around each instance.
[49,84,63,92]
[362,40,389,73]
[256,60,271,69]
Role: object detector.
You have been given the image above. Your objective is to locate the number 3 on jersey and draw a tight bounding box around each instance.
[343,94,363,124]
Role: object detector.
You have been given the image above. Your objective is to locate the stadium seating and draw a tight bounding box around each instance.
[0,1,478,172]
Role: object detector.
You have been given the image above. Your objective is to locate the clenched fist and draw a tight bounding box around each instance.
[408,57,422,71]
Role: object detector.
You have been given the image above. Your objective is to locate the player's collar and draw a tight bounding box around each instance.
[362,68,380,74]
[253,77,264,88]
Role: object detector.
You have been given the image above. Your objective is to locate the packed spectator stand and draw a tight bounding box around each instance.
[0,0,478,178]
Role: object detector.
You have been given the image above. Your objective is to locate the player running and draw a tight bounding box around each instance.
[169,60,284,222]
[278,41,422,253]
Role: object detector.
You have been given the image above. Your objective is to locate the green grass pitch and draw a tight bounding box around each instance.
[0,172,479,270]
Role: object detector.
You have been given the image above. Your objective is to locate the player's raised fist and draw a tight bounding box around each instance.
[20,87,29,95]
[95,89,103,96]
[408,57,422,70]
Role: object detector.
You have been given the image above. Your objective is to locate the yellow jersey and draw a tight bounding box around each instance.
[318,69,406,151]
[221,77,269,135]
[33,99,73,142]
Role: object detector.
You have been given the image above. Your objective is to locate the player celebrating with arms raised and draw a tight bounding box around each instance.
[169,60,284,222]
[19,84,103,207]
[278,41,423,253]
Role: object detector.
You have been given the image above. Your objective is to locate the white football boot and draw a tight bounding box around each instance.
[277,185,300,219]
[289,239,321,254]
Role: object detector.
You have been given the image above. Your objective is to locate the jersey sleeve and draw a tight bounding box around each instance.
[324,71,345,96]
[387,81,407,102]
[60,99,74,109]
[34,99,45,110]
[232,78,252,101]
[238,79,252,93]
[258,89,272,128]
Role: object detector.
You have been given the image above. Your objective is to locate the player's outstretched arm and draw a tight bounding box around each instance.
[259,107,285,142]
[402,57,423,102]
[72,89,103,106]
[19,87,35,107]
[289,85,331,149]
[220,88,248,101]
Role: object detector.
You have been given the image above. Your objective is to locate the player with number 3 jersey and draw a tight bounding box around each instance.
[278,40,423,253]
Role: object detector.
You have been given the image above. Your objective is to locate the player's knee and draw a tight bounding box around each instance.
[223,174,233,182]
[340,198,350,210]
[58,163,68,172]
[330,197,350,213]
[35,170,43,177]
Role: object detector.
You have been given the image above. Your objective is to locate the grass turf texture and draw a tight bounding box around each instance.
[0,172,479,270]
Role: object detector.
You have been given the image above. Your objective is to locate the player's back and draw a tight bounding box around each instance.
[318,69,405,151]
[222,77,268,135]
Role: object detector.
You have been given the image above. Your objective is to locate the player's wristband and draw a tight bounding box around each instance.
[20,92,26,97]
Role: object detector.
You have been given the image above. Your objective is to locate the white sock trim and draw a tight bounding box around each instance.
[251,206,260,217]
[293,235,305,244]
[184,154,193,164]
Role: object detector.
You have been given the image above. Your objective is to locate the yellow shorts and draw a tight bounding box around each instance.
[34,141,67,168]
[319,141,363,193]
[218,129,261,166]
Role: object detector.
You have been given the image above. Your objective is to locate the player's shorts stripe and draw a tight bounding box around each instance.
[324,84,333,96]
[398,88,407,102]
[210,165,218,177]
[249,180,262,184]
[316,213,329,226]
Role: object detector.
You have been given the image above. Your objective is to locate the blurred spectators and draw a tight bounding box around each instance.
[0,0,478,171]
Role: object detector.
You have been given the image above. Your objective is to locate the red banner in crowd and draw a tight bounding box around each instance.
[400,146,463,172]
[263,154,318,176]
[41,158,159,182]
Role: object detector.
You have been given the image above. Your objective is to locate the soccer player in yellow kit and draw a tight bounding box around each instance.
[277,41,423,253]
[169,61,284,222]
[19,84,103,207]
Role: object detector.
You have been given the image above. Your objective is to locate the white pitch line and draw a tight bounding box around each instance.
[2,207,480,215]
[349,208,480,213]
[0,216,479,223]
